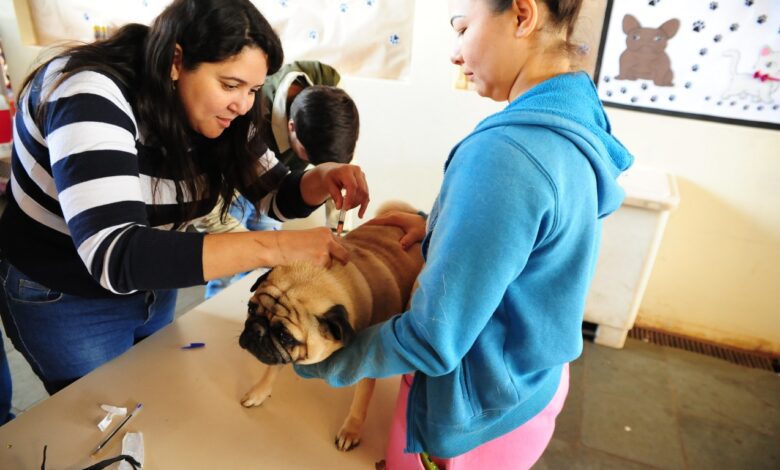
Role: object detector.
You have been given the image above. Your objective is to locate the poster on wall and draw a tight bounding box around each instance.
[255,0,414,80]
[24,0,415,80]
[594,0,780,130]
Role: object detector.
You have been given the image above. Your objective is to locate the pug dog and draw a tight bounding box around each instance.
[238,202,424,451]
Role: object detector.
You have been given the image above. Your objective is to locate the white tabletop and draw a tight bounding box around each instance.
[0,272,399,469]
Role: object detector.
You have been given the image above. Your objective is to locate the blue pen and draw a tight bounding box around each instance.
[181,342,205,350]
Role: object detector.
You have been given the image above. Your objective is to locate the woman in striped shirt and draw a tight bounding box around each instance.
[0,0,368,395]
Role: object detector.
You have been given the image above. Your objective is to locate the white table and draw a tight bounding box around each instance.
[0,272,399,469]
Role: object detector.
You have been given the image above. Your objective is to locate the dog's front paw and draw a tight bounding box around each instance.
[240,384,272,407]
[335,416,364,451]
[242,365,282,408]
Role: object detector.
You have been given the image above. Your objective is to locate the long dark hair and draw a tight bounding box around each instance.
[20,0,284,220]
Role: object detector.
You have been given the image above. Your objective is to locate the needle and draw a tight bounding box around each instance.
[336,205,347,236]
[335,188,347,236]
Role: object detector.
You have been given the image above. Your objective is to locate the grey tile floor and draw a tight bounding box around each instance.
[536,336,780,469]
[3,286,780,469]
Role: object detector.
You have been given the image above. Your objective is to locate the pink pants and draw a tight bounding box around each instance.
[385,364,570,470]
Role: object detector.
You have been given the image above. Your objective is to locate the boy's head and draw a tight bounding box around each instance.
[287,85,360,165]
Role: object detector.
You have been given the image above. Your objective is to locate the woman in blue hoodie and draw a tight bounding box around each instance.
[297,0,633,468]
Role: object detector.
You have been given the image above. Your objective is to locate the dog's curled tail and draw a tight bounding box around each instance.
[375,200,419,217]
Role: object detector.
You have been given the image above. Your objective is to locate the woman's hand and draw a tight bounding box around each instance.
[273,227,349,268]
[202,227,348,281]
[300,163,370,218]
[365,211,426,250]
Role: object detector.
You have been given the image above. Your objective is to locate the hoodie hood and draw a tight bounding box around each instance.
[469,72,633,218]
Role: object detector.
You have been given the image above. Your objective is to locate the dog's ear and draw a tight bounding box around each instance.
[318,305,356,345]
[622,14,640,34]
[659,18,680,39]
[249,269,272,292]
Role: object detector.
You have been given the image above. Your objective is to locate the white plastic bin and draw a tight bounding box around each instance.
[584,165,680,348]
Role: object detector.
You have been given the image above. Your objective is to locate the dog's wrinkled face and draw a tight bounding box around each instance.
[238,264,356,366]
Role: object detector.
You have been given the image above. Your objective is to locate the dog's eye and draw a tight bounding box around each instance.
[278,330,298,347]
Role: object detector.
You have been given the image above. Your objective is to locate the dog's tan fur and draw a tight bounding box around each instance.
[239,203,423,450]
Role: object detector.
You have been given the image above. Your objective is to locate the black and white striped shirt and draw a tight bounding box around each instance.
[0,58,315,297]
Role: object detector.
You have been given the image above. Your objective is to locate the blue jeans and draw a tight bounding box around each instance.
[0,335,13,424]
[0,256,176,395]
[204,195,282,299]
[229,194,283,233]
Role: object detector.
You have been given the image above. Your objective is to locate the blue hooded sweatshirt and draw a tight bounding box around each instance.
[296,72,633,457]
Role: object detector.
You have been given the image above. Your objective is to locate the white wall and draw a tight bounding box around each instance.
[342,1,503,218]
[609,109,780,354]
[2,0,778,354]
[1,0,41,91]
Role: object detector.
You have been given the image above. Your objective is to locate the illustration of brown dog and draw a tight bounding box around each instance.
[615,14,680,86]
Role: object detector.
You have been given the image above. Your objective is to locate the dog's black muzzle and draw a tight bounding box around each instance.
[239,315,293,365]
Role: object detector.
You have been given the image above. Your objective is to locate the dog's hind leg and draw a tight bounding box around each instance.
[241,364,283,407]
[335,378,377,451]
